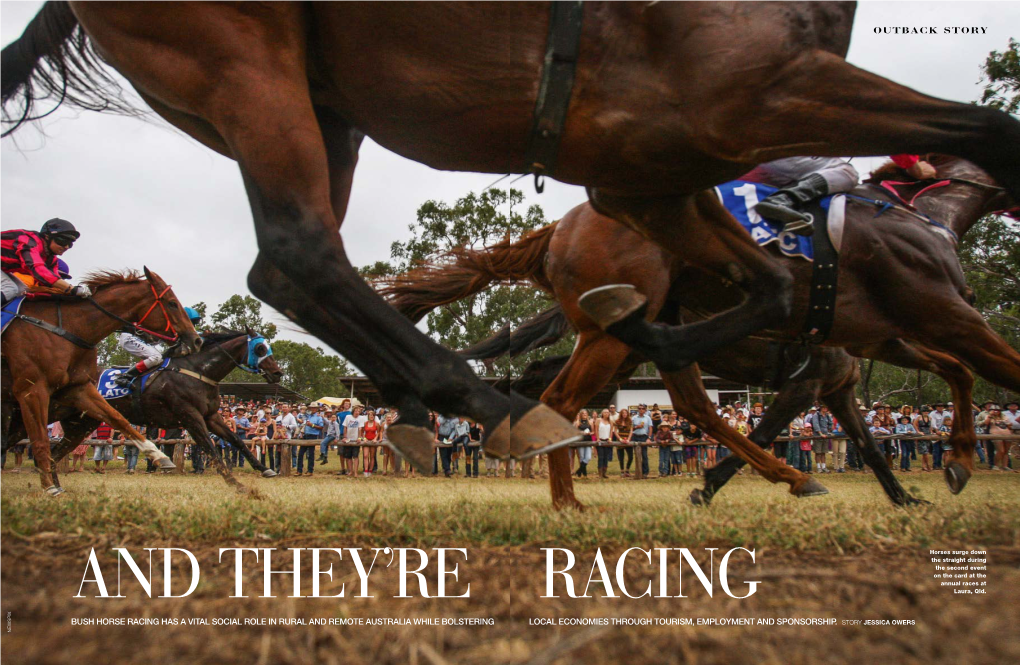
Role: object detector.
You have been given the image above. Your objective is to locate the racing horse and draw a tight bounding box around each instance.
[4,3,1020,475]
[381,154,1015,508]
[4,329,284,492]
[0,268,201,495]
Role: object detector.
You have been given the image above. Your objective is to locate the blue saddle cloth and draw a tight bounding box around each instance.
[714,180,835,261]
[97,358,171,400]
[1,296,26,334]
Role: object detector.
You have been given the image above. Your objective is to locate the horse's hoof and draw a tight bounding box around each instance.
[45,485,65,497]
[793,477,829,498]
[577,284,648,331]
[386,425,436,475]
[261,469,278,478]
[944,463,971,495]
[156,457,176,470]
[689,488,712,507]
[504,404,581,460]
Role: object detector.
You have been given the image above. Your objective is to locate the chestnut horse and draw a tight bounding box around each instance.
[4,329,283,493]
[4,3,1020,473]
[381,155,1015,508]
[0,268,201,495]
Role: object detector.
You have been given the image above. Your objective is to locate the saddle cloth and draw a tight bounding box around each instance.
[713,180,847,261]
[97,358,170,400]
[0,296,26,334]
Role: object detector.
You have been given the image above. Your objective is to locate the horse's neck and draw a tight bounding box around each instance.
[178,337,246,381]
[914,182,997,241]
[75,284,153,343]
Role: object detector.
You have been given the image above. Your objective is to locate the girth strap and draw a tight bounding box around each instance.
[14,313,95,349]
[523,0,584,191]
[800,201,839,344]
[171,367,219,387]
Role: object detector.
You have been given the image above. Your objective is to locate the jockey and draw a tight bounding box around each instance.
[114,306,203,386]
[745,157,860,235]
[1,218,90,305]
[749,155,937,235]
[114,328,165,387]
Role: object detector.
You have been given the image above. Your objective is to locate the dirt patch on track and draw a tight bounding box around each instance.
[4,536,1018,665]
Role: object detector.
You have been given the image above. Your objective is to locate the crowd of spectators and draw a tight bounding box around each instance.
[3,396,1018,479]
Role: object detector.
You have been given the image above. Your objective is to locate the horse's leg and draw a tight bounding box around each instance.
[690,375,823,507]
[12,381,58,494]
[821,381,920,506]
[208,412,276,478]
[48,415,97,490]
[582,190,793,371]
[56,384,173,468]
[176,410,249,494]
[537,332,638,510]
[853,339,978,494]
[704,50,1020,200]
[659,366,825,498]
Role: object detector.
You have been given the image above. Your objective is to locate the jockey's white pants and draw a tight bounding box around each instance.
[1,271,27,304]
[117,333,163,369]
[744,157,860,193]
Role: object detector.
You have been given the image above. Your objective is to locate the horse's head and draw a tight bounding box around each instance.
[866,154,1017,237]
[142,267,203,355]
[245,326,283,384]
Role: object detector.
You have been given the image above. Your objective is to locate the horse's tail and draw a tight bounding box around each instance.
[379,222,558,323]
[459,305,571,361]
[2,1,141,137]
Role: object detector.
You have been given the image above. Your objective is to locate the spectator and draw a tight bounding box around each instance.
[986,406,1014,471]
[294,405,322,476]
[251,418,268,464]
[631,404,652,478]
[342,405,364,477]
[434,413,458,478]
[457,418,479,478]
[70,434,90,473]
[667,413,685,475]
[574,410,593,478]
[615,408,634,477]
[92,422,114,474]
[894,415,917,472]
[681,418,701,477]
[232,407,251,468]
[937,417,954,462]
[654,423,674,475]
[748,403,765,431]
[381,412,397,475]
[915,406,933,472]
[798,422,814,473]
[595,409,615,479]
[1004,401,1019,434]
[788,412,805,468]
[362,407,380,477]
[319,411,340,466]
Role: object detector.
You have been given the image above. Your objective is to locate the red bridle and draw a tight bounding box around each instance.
[132,282,180,343]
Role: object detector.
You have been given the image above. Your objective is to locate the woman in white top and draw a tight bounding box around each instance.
[342,405,363,477]
[595,409,615,479]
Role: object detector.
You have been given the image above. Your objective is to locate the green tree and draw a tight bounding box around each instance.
[96,335,132,367]
[979,38,1020,113]
[210,294,278,341]
[271,339,354,399]
[390,188,575,376]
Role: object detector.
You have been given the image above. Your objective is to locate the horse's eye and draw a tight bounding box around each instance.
[254,343,268,357]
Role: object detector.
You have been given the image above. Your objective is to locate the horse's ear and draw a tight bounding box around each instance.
[246,326,254,337]
[143,266,157,283]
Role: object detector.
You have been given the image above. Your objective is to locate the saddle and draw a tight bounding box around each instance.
[97,359,171,400]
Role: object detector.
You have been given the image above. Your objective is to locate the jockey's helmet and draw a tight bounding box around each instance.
[40,218,80,242]
[184,307,202,324]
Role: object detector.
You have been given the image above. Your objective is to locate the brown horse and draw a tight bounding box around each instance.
[1,268,201,495]
[4,3,1020,473]
[381,155,1014,507]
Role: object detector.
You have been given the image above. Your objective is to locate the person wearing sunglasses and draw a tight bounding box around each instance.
[1,217,89,305]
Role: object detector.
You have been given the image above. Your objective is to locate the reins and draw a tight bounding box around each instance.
[87,281,180,343]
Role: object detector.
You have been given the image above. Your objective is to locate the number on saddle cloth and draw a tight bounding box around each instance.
[97,359,171,400]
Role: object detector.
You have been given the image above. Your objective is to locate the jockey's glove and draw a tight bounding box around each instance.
[70,284,92,298]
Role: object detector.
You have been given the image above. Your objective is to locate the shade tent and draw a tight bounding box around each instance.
[312,396,361,408]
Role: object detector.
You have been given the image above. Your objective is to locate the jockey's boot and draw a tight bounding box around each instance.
[114,366,142,387]
[753,173,829,236]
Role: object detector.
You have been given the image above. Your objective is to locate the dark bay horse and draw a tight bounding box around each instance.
[381,155,1015,507]
[4,329,284,492]
[4,3,1020,474]
[0,268,201,495]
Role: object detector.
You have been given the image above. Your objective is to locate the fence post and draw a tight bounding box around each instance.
[280,441,292,476]
[634,442,644,480]
[174,441,186,473]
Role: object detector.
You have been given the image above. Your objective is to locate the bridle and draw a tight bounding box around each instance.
[88,281,181,343]
[211,333,274,377]
[878,176,1017,219]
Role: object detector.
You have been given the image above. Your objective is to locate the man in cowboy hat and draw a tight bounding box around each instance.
[1005,401,1019,433]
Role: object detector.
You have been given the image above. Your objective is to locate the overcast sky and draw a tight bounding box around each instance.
[2,1,1018,364]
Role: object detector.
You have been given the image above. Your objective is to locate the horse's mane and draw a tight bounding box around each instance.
[81,269,144,289]
[863,153,953,184]
[201,329,247,346]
